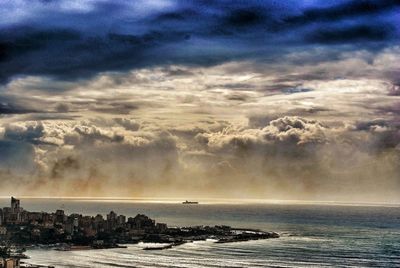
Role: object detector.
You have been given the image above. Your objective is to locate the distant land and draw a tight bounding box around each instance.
[0,197,279,267]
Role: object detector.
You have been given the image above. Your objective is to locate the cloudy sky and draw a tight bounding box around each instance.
[0,0,399,202]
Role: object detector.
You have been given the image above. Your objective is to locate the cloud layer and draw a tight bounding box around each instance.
[0,0,399,202]
[0,0,399,82]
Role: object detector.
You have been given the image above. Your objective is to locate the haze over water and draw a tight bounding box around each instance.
[1,198,398,268]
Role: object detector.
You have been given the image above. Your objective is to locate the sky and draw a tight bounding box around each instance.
[0,0,399,202]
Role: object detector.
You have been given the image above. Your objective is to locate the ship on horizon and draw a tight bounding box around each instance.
[182,200,199,204]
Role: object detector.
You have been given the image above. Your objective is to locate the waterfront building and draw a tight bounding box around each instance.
[55,210,66,224]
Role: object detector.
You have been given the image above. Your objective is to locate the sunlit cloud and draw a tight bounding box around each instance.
[0,0,399,202]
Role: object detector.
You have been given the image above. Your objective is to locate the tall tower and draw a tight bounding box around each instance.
[11,197,20,213]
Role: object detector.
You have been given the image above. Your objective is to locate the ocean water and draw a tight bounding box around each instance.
[1,198,399,267]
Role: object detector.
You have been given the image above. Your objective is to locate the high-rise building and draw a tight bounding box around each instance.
[107,211,117,230]
[11,197,20,213]
[7,197,22,224]
[0,208,3,226]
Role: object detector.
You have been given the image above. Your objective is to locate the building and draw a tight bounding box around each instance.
[10,197,20,214]
[0,209,3,226]
[26,212,44,222]
[1,197,172,251]
[128,214,155,231]
[94,214,104,222]
[5,197,23,224]
[107,211,118,230]
[19,211,28,224]
[156,223,168,233]
[55,210,65,224]
[117,215,126,226]
[64,222,74,234]
[80,216,92,227]
[107,211,117,222]
[93,214,105,231]
[0,258,20,268]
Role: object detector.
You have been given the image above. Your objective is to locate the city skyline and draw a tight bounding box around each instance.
[0,1,400,203]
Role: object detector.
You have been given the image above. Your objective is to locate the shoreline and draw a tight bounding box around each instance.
[17,227,280,251]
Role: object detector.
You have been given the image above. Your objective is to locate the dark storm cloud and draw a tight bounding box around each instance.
[0,29,81,61]
[0,0,398,83]
[223,7,268,28]
[306,25,395,44]
[0,28,190,82]
[284,0,400,25]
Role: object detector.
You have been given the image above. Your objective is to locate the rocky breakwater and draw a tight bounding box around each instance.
[141,225,280,250]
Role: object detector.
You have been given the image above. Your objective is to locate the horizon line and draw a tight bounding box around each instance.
[0,196,399,208]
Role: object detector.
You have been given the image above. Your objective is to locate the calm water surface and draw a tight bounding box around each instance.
[1,198,399,267]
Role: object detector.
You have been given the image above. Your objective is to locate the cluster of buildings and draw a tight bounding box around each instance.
[0,197,171,268]
[0,197,167,246]
[0,197,279,267]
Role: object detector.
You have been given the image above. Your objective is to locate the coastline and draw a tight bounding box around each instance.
[1,197,280,268]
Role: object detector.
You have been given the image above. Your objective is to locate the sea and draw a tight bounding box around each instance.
[0,198,399,268]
